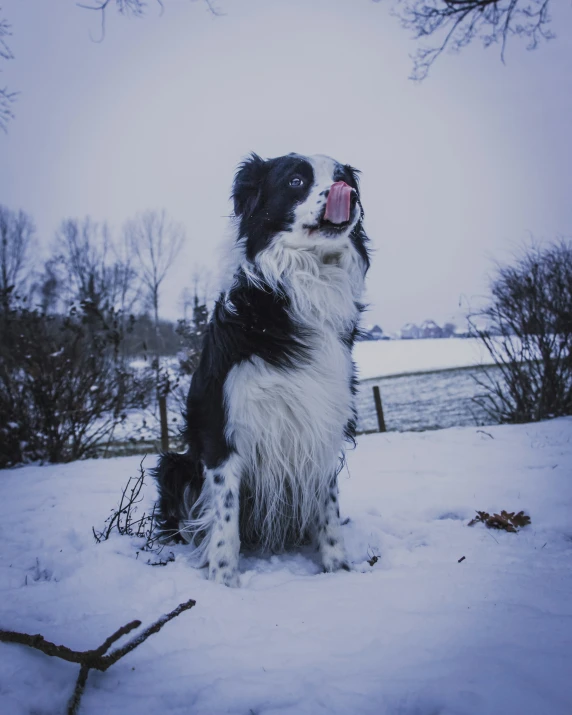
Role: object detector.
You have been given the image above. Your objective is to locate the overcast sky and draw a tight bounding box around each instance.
[2,0,572,332]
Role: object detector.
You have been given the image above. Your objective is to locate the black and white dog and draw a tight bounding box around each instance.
[154,153,370,586]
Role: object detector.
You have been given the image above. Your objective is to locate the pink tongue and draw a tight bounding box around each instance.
[324,181,352,224]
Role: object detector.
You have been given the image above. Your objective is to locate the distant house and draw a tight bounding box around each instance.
[400,323,420,340]
[452,325,470,338]
[359,324,389,341]
[419,320,444,339]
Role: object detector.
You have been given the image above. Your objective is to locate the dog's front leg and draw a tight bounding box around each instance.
[206,453,242,587]
[317,474,350,573]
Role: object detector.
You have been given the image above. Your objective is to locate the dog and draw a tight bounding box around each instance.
[153,152,370,586]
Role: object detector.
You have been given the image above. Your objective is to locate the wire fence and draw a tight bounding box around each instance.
[148,365,500,455]
[355,365,497,435]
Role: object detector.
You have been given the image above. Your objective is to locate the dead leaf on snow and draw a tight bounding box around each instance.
[468,509,531,532]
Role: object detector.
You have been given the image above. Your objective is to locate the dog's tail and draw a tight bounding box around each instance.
[152,451,204,543]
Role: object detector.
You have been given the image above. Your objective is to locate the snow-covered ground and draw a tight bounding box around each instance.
[1,419,571,715]
[354,337,495,381]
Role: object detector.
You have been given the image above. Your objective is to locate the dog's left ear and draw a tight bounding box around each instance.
[344,164,361,194]
[232,153,267,219]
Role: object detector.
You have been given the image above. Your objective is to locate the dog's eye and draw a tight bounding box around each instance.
[289,176,304,188]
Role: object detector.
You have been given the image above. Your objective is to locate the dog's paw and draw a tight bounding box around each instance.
[208,565,240,588]
[322,554,351,573]
[320,535,350,573]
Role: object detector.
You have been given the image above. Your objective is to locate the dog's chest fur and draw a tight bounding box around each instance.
[222,248,361,549]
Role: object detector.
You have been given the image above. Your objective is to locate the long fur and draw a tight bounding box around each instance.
[153,153,370,586]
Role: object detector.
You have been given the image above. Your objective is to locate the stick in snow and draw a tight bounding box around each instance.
[0,597,196,715]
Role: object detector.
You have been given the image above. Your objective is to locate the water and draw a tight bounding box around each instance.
[356,365,499,433]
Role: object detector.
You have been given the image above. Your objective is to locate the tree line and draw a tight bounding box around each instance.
[1,203,571,467]
[0,203,209,467]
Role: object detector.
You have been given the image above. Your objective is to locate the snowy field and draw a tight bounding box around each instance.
[356,366,498,434]
[114,339,498,450]
[1,418,572,714]
[353,338,495,381]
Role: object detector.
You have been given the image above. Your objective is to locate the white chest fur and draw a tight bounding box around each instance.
[223,325,354,550]
[222,243,365,550]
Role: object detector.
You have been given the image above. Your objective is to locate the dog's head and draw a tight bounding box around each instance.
[232,153,369,269]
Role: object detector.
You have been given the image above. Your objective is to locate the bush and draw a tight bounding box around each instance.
[0,296,148,467]
[471,240,572,423]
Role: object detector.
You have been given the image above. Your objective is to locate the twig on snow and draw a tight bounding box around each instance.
[0,598,196,715]
[476,429,495,439]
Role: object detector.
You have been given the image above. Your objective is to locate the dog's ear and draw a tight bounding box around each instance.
[232,153,267,218]
[345,164,365,224]
[344,164,361,194]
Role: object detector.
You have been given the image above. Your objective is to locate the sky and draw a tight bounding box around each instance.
[1,0,572,333]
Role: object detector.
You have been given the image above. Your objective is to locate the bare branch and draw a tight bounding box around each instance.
[0,619,141,666]
[124,209,185,340]
[68,664,90,715]
[97,598,196,670]
[0,205,35,302]
[77,0,145,42]
[202,0,225,16]
[0,8,15,131]
[76,0,224,41]
[388,0,554,79]
[0,86,16,132]
[0,12,13,62]
[0,598,196,715]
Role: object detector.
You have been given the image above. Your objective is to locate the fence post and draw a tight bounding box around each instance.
[158,394,169,452]
[372,385,386,433]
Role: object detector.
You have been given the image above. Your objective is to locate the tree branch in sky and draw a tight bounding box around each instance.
[387,0,554,79]
[0,9,16,132]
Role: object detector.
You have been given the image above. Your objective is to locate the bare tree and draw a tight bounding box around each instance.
[56,217,111,309]
[109,229,141,316]
[0,205,35,307]
[178,266,212,320]
[36,257,61,314]
[388,0,554,79]
[0,8,16,132]
[179,286,194,322]
[54,217,140,319]
[125,209,185,350]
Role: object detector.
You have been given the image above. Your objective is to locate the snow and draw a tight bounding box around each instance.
[1,418,572,714]
[354,337,496,381]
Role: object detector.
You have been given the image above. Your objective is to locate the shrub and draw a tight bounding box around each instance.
[0,296,148,466]
[471,240,572,423]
